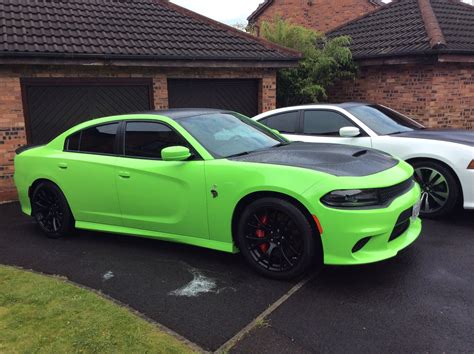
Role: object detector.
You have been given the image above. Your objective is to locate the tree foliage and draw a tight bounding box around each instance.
[260,18,356,107]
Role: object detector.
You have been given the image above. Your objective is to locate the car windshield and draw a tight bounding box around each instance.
[346,104,425,135]
[177,112,288,158]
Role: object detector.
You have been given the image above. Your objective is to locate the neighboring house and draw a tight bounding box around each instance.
[248,0,473,131]
[327,0,473,130]
[247,0,382,35]
[0,0,299,202]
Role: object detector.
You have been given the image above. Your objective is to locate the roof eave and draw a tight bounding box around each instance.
[0,52,300,68]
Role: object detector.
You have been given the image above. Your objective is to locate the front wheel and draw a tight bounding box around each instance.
[31,181,75,238]
[412,160,460,218]
[236,197,321,280]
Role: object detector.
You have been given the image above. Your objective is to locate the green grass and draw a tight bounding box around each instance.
[0,265,195,353]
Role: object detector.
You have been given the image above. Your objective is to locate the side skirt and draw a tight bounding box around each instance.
[75,221,238,253]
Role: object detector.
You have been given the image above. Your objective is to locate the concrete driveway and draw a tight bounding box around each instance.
[0,202,472,352]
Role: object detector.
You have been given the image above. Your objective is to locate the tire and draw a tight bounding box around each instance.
[236,197,321,280]
[31,181,75,238]
[411,160,461,218]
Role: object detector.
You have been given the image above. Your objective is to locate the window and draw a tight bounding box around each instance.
[178,113,285,158]
[64,123,118,155]
[303,110,356,136]
[66,132,80,151]
[124,122,186,159]
[260,111,299,134]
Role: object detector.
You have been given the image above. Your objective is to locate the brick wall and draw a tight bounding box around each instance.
[327,62,474,130]
[252,0,379,35]
[0,65,277,202]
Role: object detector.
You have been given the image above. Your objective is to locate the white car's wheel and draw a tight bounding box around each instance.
[412,160,460,218]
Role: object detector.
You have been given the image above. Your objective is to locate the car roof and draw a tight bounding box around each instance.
[138,108,236,120]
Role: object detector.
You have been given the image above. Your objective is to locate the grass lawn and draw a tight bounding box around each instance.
[0,265,195,353]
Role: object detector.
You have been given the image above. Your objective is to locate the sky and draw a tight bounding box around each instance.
[170,0,393,25]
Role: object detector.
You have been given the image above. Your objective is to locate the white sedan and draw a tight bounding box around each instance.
[254,103,474,217]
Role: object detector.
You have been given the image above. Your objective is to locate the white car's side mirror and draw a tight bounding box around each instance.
[339,126,361,137]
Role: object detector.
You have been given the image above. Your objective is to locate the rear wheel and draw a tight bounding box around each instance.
[236,197,321,280]
[411,160,460,218]
[31,181,74,238]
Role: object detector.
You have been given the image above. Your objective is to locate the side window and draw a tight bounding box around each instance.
[303,110,356,136]
[64,123,119,155]
[124,122,186,159]
[260,111,299,134]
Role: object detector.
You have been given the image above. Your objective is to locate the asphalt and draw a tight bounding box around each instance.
[0,202,473,352]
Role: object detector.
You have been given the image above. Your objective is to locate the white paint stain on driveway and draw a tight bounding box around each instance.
[102,271,114,281]
[169,267,235,297]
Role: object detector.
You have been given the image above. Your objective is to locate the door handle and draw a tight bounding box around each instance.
[118,171,131,179]
[58,162,68,169]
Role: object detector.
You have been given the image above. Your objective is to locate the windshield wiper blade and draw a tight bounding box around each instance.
[226,151,251,158]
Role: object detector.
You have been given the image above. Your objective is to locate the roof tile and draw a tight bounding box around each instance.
[328,0,474,59]
[0,0,299,62]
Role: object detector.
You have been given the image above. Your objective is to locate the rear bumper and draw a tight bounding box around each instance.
[318,184,422,265]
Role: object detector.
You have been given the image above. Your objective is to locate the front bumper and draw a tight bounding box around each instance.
[318,183,422,265]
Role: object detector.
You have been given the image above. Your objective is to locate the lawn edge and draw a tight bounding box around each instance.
[1,264,207,353]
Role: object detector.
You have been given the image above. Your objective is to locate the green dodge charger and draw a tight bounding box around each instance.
[14,109,422,279]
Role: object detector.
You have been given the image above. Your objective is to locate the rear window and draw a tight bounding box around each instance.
[65,123,119,155]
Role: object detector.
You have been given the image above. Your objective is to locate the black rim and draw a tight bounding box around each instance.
[243,207,303,272]
[32,187,63,233]
[414,167,449,214]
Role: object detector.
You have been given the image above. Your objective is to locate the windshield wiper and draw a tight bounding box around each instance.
[226,151,251,158]
[272,142,292,148]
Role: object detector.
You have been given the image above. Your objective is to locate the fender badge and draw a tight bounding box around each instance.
[211,185,218,199]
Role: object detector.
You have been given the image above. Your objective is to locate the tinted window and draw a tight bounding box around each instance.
[80,123,118,154]
[260,111,299,134]
[125,122,186,159]
[303,110,355,136]
[66,132,80,151]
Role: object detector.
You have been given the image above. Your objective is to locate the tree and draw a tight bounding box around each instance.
[260,18,356,107]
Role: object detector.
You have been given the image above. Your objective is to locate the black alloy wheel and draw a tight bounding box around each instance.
[31,181,74,238]
[237,197,321,280]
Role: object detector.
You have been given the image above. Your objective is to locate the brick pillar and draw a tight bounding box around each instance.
[259,72,277,113]
[153,74,169,110]
[0,73,26,202]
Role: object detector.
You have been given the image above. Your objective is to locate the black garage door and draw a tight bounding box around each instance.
[21,78,153,144]
[168,79,259,117]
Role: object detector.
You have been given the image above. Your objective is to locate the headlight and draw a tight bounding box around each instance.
[321,189,380,207]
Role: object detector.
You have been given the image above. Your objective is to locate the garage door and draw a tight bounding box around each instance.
[168,79,259,117]
[21,78,153,144]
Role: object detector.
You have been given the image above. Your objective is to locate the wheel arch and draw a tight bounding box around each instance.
[28,178,76,218]
[231,191,322,249]
[406,157,464,204]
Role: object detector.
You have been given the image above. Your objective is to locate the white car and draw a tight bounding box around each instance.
[254,103,474,217]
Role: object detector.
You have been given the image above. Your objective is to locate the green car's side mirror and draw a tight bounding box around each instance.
[161,146,192,161]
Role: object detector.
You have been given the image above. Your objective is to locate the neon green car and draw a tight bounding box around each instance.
[14,109,422,279]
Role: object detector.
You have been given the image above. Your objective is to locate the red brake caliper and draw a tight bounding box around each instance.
[256,215,269,253]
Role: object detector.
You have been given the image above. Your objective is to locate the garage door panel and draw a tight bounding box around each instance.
[22,79,152,144]
[168,79,258,117]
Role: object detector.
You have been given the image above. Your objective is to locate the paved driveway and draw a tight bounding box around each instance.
[0,202,473,352]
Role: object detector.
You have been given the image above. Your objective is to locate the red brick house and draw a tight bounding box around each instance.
[247,0,383,35]
[0,0,299,202]
[327,0,474,130]
[248,0,474,130]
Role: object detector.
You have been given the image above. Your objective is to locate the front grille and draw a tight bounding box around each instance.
[379,178,414,205]
[389,207,413,242]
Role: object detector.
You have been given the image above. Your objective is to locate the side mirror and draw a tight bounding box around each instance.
[161,146,192,161]
[339,126,361,137]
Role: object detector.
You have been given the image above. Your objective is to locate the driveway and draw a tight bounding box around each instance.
[0,202,473,352]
